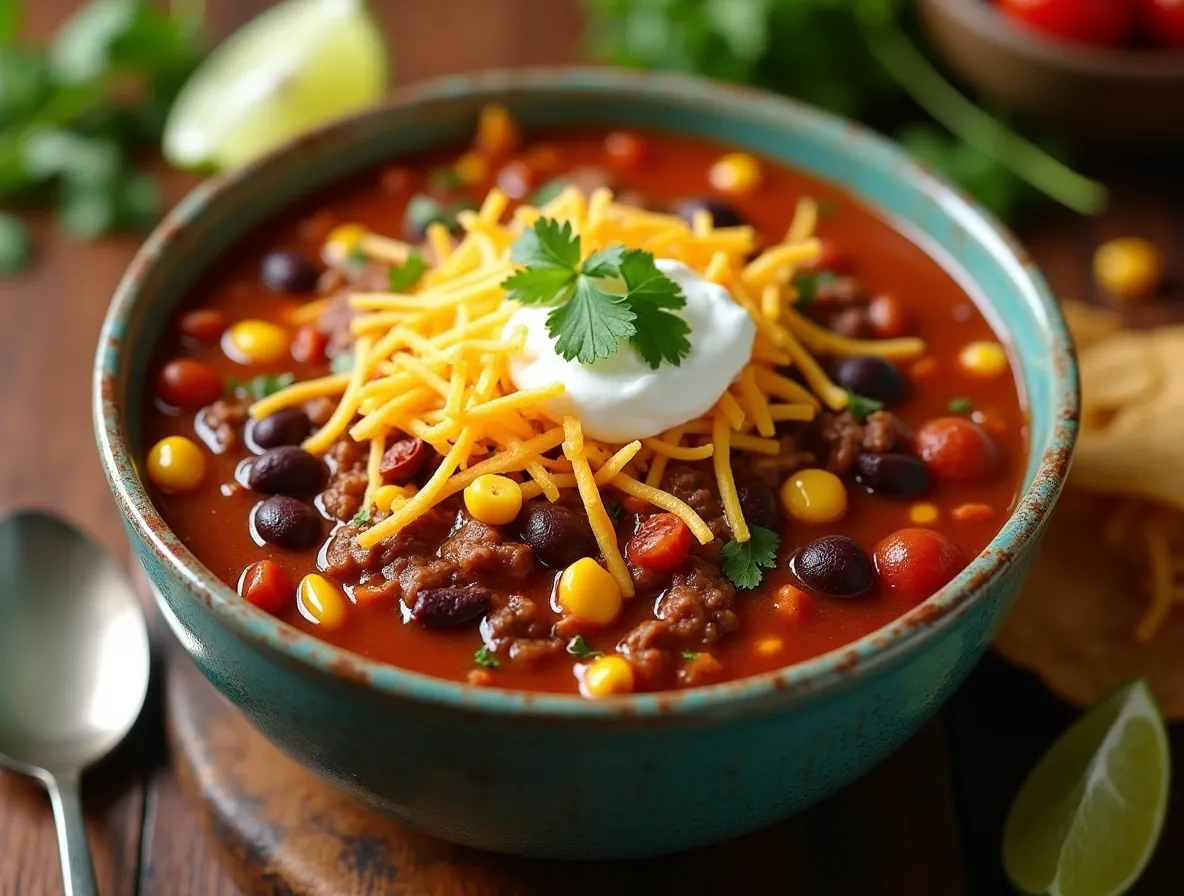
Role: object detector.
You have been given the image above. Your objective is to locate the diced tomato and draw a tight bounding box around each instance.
[995,0,1135,47]
[626,513,691,573]
[806,237,851,273]
[773,584,814,622]
[1138,0,1184,46]
[177,309,227,343]
[915,417,1001,482]
[604,131,648,172]
[952,503,994,523]
[156,359,223,410]
[874,529,968,605]
[292,324,328,364]
[867,293,909,339]
[238,560,292,615]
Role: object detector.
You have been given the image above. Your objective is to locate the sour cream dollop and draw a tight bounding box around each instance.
[505,259,756,442]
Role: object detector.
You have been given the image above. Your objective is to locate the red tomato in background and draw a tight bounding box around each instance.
[1139,0,1184,46]
[996,0,1135,47]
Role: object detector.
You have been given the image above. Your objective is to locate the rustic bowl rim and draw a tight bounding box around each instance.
[93,66,1079,721]
[925,0,1184,80]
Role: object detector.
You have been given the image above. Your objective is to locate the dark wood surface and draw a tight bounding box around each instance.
[0,2,1180,894]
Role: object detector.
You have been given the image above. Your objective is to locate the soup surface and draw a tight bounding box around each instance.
[142,110,1027,696]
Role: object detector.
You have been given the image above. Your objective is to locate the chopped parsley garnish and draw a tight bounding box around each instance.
[352,507,371,527]
[846,391,883,423]
[566,635,604,659]
[681,650,701,661]
[501,217,691,368]
[604,501,624,524]
[720,525,781,591]
[387,249,425,293]
[227,372,295,401]
[947,396,974,415]
[330,351,355,374]
[792,270,838,308]
[473,646,501,669]
[405,194,474,236]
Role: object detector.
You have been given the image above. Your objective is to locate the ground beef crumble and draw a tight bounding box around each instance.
[321,438,369,522]
[195,398,248,454]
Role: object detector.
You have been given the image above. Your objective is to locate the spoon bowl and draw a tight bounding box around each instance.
[0,509,151,895]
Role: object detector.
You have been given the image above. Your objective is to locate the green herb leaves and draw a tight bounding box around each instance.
[947,396,973,415]
[387,249,425,293]
[845,391,883,422]
[227,372,295,401]
[566,635,604,659]
[501,217,691,368]
[720,525,781,591]
[352,507,371,527]
[473,646,501,669]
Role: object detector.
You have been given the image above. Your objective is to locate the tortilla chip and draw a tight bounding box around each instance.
[995,489,1184,718]
[1060,299,1122,351]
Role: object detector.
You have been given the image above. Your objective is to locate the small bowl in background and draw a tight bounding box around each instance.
[918,0,1184,146]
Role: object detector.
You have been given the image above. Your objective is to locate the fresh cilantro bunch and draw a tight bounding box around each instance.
[720,524,781,590]
[0,0,207,272]
[501,217,692,369]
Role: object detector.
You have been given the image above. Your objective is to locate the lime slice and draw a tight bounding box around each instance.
[163,0,388,170]
[1003,679,1170,896]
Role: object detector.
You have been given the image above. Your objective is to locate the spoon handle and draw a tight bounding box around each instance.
[47,773,98,896]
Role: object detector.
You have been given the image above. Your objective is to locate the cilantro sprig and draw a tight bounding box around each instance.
[227,372,295,401]
[473,646,501,669]
[720,525,781,591]
[501,218,691,369]
[845,391,883,423]
[387,249,425,293]
[566,635,604,659]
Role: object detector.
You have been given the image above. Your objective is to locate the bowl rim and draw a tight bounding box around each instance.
[926,0,1184,79]
[94,65,1079,721]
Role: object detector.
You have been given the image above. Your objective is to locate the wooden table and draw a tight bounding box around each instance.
[0,2,1180,893]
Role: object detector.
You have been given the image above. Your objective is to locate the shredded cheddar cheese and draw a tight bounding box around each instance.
[255,181,926,575]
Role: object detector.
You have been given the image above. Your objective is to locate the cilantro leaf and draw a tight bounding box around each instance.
[387,249,425,293]
[547,275,635,365]
[529,178,567,207]
[473,646,500,669]
[347,244,367,273]
[580,245,626,278]
[720,525,781,591]
[0,212,31,273]
[352,507,371,527]
[619,249,690,368]
[566,635,604,659]
[510,217,580,270]
[604,501,624,524]
[947,396,973,415]
[501,264,576,305]
[428,167,464,191]
[681,651,701,661]
[228,372,296,401]
[846,391,883,423]
[330,351,355,374]
[793,270,837,309]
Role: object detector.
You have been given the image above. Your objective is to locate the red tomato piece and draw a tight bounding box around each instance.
[1138,0,1184,46]
[806,238,851,273]
[604,131,648,172]
[177,309,227,344]
[874,529,968,605]
[774,584,814,623]
[626,513,691,573]
[238,560,292,614]
[995,0,1135,47]
[867,293,909,339]
[156,359,224,410]
[292,324,328,364]
[915,417,1002,482]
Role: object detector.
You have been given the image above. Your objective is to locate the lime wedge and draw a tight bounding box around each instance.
[1003,679,1170,896]
[163,0,388,170]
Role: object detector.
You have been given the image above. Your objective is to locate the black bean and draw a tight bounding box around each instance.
[252,496,322,550]
[673,196,747,229]
[247,407,312,452]
[737,478,778,530]
[833,356,905,404]
[412,585,492,629]
[260,249,319,294]
[854,453,931,498]
[514,502,598,568]
[789,535,874,598]
[247,446,328,495]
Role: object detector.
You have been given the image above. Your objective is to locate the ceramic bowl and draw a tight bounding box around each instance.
[94,67,1078,860]
[918,0,1184,146]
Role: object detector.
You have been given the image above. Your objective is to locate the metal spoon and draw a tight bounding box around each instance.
[0,510,151,896]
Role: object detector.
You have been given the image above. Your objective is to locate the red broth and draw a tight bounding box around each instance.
[142,129,1027,695]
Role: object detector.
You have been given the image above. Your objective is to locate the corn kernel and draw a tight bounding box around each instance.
[755,636,784,657]
[147,436,206,493]
[224,320,290,365]
[909,502,939,525]
[374,484,416,513]
[709,152,762,195]
[558,557,622,625]
[1094,236,1163,302]
[958,341,1008,378]
[781,468,847,524]
[580,655,634,699]
[297,574,348,631]
[323,222,367,265]
[455,152,489,186]
[464,474,523,525]
[475,104,520,157]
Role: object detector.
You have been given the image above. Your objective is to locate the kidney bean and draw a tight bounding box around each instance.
[737,478,778,529]
[247,446,327,495]
[514,502,598,568]
[411,585,492,629]
[833,355,905,404]
[789,535,874,598]
[252,496,322,550]
[380,438,429,483]
[260,248,320,294]
[854,453,931,498]
[673,196,747,229]
[247,407,312,452]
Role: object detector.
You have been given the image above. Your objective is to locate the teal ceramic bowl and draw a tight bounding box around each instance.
[94,67,1077,860]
